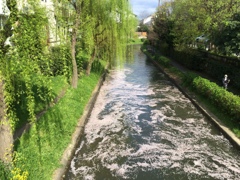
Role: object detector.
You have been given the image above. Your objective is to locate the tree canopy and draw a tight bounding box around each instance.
[53,0,137,87]
[0,0,137,131]
[152,0,239,54]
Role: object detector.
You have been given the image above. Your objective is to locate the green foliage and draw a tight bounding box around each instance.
[182,72,199,86]
[127,38,144,45]
[172,49,206,71]
[137,23,149,33]
[91,60,106,73]
[213,13,240,56]
[153,0,238,51]
[1,0,54,131]
[156,56,170,67]
[49,45,71,76]
[143,39,150,45]
[0,160,11,180]
[53,0,137,86]
[152,3,175,49]
[159,45,240,90]
[193,76,240,120]
[14,73,102,180]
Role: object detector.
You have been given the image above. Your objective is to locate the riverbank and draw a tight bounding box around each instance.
[0,72,105,180]
[142,45,240,149]
[52,71,107,180]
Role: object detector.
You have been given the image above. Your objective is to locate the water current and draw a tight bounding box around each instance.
[65,45,240,180]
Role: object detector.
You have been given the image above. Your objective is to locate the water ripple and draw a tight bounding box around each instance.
[65,46,240,180]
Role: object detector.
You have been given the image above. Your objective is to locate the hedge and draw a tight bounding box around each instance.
[192,76,240,120]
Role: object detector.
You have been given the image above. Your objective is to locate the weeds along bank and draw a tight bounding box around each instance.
[141,44,240,142]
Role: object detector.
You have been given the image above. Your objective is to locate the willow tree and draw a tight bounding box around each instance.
[53,0,137,87]
[1,0,51,129]
[0,0,51,163]
[85,0,136,75]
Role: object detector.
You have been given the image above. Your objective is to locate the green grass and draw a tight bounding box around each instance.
[35,75,68,113]
[128,38,144,45]
[14,76,68,131]
[11,72,102,180]
[0,160,11,180]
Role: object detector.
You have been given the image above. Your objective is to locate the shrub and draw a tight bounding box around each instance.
[0,160,11,180]
[157,56,170,67]
[182,72,198,86]
[49,45,71,76]
[192,76,240,120]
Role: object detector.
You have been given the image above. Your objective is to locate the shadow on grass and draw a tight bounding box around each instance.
[13,83,56,130]
[13,104,65,180]
[12,62,104,179]
[91,60,106,74]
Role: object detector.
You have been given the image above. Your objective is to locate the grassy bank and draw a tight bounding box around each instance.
[0,61,106,179]
[128,38,144,45]
[13,73,102,180]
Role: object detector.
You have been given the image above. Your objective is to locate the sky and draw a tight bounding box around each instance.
[129,0,168,19]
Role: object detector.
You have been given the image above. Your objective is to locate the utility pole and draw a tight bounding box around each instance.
[158,0,161,7]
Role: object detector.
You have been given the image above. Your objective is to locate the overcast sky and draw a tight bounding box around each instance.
[130,0,169,19]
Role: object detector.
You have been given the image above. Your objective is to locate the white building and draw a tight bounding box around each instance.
[143,15,153,25]
[0,0,10,29]
[40,0,60,45]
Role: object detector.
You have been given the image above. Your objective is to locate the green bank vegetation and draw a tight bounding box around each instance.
[12,70,104,180]
[0,0,137,179]
[143,0,240,138]
[149,0,239,56]
[142,45,240,138]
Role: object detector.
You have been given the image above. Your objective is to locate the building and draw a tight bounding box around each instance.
[142,15,153,26]
[0,0,10,30]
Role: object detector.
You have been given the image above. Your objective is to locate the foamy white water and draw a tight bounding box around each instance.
[65,45,240,180]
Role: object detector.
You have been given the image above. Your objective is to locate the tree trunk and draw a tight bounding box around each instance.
[86,47,97,76]
[71,15,80,89]
[0,80,13,163]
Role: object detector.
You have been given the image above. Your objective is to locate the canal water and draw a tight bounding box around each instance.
[65,45,240,180]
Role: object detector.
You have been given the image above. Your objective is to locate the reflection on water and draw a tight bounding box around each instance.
[65,45,240,180]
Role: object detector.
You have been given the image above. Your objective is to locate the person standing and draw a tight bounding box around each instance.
[222,74,230,89]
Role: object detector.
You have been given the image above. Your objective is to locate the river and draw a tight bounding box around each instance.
[65,45,240,180]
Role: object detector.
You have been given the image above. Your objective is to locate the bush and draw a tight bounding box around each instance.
[156,56,170,67]
[0,160,11,180]
[49,45,71,76]
[192,76,240,120]
[143,39,150,45]
[182,72,198,86]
